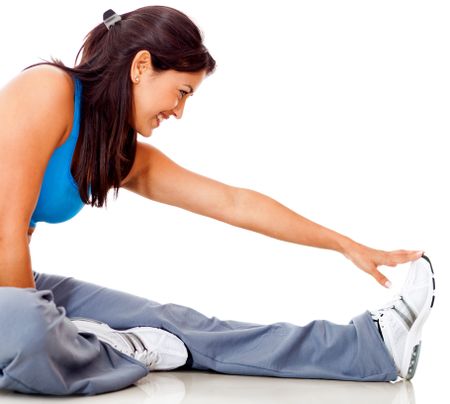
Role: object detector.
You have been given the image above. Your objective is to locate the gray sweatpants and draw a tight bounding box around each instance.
[0,270,398,396]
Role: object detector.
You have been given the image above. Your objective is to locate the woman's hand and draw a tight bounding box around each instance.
[342,241,423,288]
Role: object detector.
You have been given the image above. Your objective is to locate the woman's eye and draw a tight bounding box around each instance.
[179,90,188,98]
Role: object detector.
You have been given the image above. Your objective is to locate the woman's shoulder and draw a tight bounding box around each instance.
[4,64,75,98]
[0,64,76,152]
[4,64,75,114]
[21,64,75,90]
[8,65,76,147]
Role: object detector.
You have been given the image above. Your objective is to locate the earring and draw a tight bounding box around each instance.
[135,75,139,82]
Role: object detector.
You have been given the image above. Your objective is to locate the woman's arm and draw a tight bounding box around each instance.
[123,143,422,288]
[0,232,35,288]
[232,188,423,288]
[233,188,351,252]
[0,66,70,287]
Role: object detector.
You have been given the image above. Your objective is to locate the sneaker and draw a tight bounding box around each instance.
[70,317,188,371]
[370,255,435,380]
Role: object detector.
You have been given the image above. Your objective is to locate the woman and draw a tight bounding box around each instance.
[0,5,435,396]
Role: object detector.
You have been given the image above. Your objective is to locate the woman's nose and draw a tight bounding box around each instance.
[172,98,188,119]
[172,106,183,119]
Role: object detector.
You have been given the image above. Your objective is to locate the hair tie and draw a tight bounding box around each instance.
[103,9,122,30]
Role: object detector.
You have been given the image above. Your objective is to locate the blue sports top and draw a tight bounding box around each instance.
[29,76,87,228]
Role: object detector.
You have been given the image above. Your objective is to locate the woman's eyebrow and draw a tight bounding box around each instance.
[184,84,194,94]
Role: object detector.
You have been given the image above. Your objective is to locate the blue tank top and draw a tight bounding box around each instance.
[29,76,86,228]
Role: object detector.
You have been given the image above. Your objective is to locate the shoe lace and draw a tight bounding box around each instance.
[371,294,416,328]
[371,294,403,320]
[383,294,404,309]
[133,349,160,369]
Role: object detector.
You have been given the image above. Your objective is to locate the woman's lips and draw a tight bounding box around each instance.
[155,113,167,127]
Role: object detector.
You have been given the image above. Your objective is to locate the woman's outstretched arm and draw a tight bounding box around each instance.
[122,142,423,288]
[232,188,423,288]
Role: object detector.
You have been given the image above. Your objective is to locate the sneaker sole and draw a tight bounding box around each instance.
[400,254,435,380]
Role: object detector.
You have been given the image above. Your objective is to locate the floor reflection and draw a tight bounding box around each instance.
[0,370,415,404]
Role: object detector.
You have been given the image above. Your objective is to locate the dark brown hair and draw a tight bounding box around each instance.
[22,5,216,208]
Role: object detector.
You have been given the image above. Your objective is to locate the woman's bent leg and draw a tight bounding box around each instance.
[0,287,148,396]
[33,271,398,382]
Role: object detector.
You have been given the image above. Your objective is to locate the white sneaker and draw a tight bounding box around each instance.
[370,255,435,380]
[70,317,188,371]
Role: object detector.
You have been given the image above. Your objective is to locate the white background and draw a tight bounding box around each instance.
[1,1,448,401]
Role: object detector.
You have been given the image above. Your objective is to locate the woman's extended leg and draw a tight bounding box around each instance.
[36,270,398,381]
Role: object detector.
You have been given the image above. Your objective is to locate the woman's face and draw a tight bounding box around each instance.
[129,50,207,137]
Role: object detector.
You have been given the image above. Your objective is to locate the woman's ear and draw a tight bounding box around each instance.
[130,50,153,82]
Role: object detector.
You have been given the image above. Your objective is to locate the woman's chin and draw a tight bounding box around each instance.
[138,127,153,137]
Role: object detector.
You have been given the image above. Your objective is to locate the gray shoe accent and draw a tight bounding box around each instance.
[398,296,417,322]
[117,332,138,352]
[406,342,421,380]
[392,305,413,329]
[126,332,147,352]
[391,295,418,329]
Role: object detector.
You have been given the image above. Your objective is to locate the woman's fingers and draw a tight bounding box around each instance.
[371,267,392,289]
[382,250,423,267]
[344,242,423,289]
[373,250,423,288]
